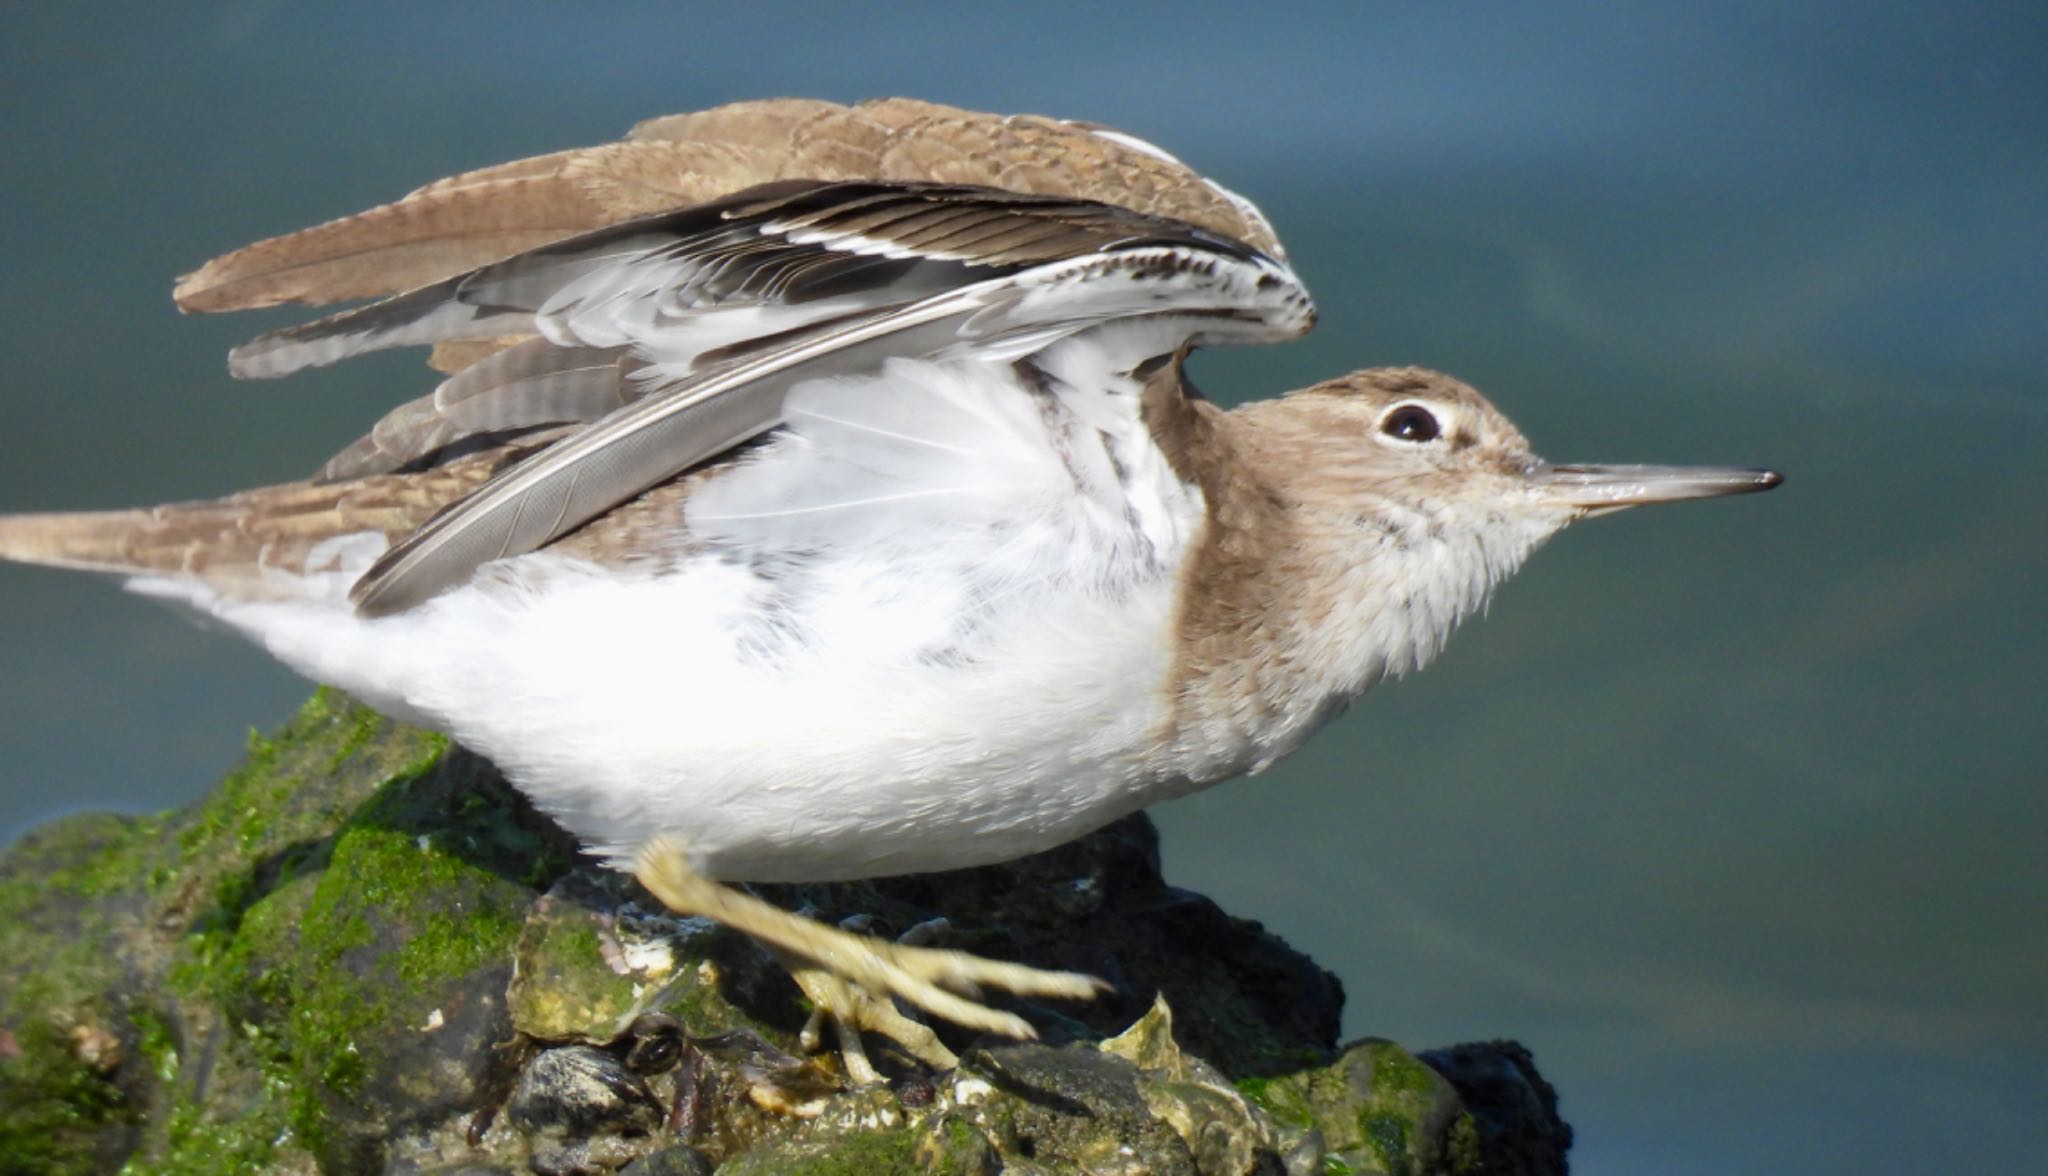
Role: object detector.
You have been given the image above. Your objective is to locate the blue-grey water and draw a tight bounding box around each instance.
[2,5,2041,1173]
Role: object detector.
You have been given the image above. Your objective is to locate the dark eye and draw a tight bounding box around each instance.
[1380,404,1441,442]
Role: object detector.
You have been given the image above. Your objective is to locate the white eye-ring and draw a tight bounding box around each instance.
[1379,402,1444,443]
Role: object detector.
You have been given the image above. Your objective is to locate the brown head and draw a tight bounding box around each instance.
[1163,365,1780,776]
[1234,366,1780,529]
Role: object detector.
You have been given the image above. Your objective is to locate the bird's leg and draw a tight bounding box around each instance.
[789,961,922,1080]
[633,835,1106,1074]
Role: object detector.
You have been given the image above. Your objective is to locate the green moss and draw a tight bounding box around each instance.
[661,946,787,1041]
[138,696,472,1166]
[54,695,519,1163]
[0,980,133,1176]
[1235,1071,1309,1129]
[507,897,643,1041]
[310,685,399,776]
[232,817,523,1158]
[0,690,581,1171]
[1364,1044,1440,1099]
[0,813,159,1174]
[1235,1074,1288,1120]
[129,1006,178,1086]
[132,1077,300,1176]
[327,825,523,991]
[805,1127,918,1173]
[914,1115,996,1170]
[0,813,156,932]
[1364,1110,1412,1168]
[1237,1039,1479,1176]
[1442,1113,1484,1174]
[551,918,606,968]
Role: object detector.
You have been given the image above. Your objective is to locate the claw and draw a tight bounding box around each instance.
[632,837,1107,1073]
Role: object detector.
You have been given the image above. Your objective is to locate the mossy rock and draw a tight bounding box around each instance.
[1238,1039,1481,1176]
[0,691,1571,1173]
[0,691,579,1172]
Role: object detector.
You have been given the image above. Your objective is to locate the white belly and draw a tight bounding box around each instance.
[200,546,1189,880]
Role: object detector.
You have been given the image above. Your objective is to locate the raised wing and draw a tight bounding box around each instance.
[172,97,1286,314]
[313,183,1310,615]
[188,106,1316,618]
[226,181,1249,381]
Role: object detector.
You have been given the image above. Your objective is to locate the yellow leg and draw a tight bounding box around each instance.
[633,835,1107,1073]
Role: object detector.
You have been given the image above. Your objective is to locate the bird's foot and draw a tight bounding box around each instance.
[791,964,943,1079]
[633,836,1107,1076]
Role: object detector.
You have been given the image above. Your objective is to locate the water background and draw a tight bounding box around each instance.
[2,5,2042,1173]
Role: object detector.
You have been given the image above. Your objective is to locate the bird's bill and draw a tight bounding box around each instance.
[1530,463,1783,515]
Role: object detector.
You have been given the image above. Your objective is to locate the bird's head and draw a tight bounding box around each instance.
[1214,366,1781,688]
[1246,366,1780,542]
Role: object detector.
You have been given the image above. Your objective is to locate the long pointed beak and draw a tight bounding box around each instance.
[1530,463,1783,515]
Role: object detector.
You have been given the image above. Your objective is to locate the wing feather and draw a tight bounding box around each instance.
[183,127,1315,618]
[318,341,631,481]
[345,235,1311,616]
[173,98,1289,317]
[346,290,1000,615]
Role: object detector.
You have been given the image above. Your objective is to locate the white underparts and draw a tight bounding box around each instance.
[145,338,1208,882]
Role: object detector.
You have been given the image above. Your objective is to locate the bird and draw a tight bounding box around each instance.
[0,98,1779,1078]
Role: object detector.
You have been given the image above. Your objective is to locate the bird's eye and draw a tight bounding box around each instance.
[1380,404,1442,443]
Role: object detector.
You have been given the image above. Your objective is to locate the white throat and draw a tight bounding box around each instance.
[1168,493,1566,779]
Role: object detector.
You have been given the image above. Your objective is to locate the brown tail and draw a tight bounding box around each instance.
[0,510,160,576]
[0,447,514,599]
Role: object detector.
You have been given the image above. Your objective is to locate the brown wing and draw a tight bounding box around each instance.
[98,100,1311,616]
[171,98,1283,316]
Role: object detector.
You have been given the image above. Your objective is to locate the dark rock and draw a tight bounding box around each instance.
[0,690,1572,1173]
[508,1046,663,1137]
[955,1043,1201,1174]
[1421,1040,1574,1176]
[508,1045,664,1173]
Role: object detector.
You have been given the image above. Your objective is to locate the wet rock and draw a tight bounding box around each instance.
[910,1114,1003,1175]
[508,872,740,1048]
[951,1044,1201,1174]
[1101,997,1293,1175]
[0,690,1572,1173]
[508,1045,664,1173]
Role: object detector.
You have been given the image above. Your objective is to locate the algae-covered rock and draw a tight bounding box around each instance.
[1238,1038,1482,1176]
[0,691,1571,1173]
